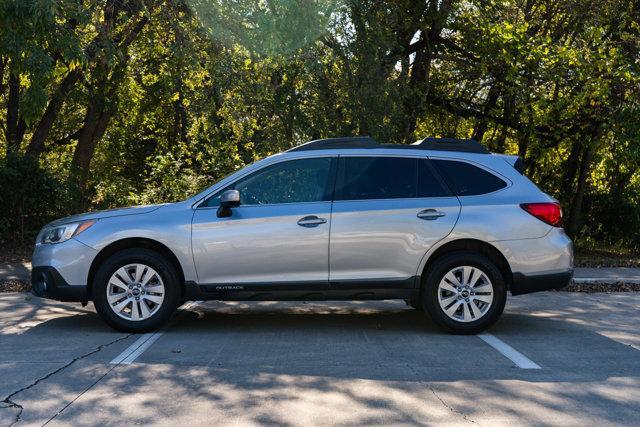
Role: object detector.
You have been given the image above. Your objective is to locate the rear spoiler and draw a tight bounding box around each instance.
[494,154,524,174]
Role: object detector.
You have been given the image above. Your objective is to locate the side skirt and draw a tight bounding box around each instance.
[184,277,418,301]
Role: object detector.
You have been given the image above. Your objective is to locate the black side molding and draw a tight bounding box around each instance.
[511,270,573,295]
[32,266,88,302]
[184,277,418,301]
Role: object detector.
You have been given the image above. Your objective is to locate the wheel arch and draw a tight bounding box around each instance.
[419,239,513,291]
[87,237,186,301]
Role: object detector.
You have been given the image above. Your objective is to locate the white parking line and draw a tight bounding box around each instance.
[110,332,163,365]
[110,301,200,365]
[478,333,541,369]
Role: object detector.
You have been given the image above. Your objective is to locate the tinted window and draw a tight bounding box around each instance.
[432,159,507,196]
[419,159,449,197]
[204,158,332,206]
[335,157,443,200]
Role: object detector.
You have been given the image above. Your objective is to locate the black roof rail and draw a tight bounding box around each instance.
[416,138,490,154]
[288,136,379,152]
[288,136,490,154]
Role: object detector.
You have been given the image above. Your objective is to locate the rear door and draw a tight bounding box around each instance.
[329,155,461,285]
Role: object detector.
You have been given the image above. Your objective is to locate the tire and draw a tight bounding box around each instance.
[422,251,507,335]
[92,248,181,332]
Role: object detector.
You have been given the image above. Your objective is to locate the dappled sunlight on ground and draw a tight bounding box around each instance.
[1,293,640,424]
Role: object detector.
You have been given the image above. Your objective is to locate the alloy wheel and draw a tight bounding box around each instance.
[106,263,165,321]
[437,265,494,323]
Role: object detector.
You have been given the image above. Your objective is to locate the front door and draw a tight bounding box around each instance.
[192,156,336,285]
[329,155,461,285]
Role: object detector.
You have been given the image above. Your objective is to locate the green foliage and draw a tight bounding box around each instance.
[0,0,639,250]
[0,153,73,240]
[188,0,340,55]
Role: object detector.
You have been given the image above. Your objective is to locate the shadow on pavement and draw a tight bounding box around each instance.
[2,298,640,425]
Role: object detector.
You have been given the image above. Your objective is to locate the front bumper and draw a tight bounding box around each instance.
[31,237,95,302]
[511,269,573,295]
[32,266,88,302]
[32,238,97,287]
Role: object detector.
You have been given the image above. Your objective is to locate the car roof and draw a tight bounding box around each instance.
[287,136,490,154]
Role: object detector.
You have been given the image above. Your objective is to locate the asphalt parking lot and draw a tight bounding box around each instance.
[1,291,639,426]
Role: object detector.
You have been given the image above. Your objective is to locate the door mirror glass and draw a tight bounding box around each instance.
[217,189,240,217]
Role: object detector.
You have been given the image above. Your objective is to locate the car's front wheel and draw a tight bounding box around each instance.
[92,248,181,332]
[422,252,507,334]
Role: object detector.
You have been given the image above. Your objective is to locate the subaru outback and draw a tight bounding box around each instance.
[31,137,573,334]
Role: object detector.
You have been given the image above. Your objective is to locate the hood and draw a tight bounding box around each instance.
[47,204,167,227]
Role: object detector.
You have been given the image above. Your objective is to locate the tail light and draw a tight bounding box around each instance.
[520,202,562,227]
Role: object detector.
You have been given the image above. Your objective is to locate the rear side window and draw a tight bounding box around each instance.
[418,159,449,197]
[335,157,448,200]
[432,159,507,196]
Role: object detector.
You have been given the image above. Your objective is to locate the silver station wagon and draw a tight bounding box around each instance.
[32,137,573,334]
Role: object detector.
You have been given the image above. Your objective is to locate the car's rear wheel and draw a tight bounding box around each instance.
[92,248,180,332]
[422,252,506,334]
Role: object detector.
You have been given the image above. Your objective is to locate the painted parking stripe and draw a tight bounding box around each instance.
[109,332,163,365]
[478,333,541,369]
[110,301,200,365]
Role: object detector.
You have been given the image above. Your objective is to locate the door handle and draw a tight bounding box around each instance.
[297,215,327,227]
[417,209,446,220]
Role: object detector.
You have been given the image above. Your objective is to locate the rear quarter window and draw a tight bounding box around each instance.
[432,159,507,196]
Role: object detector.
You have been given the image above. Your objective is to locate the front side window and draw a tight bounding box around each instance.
[432,159,507,196]
[203,157,333,207]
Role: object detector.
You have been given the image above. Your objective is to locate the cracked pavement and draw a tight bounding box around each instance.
[2,334,132,426]
[1,292,640,425]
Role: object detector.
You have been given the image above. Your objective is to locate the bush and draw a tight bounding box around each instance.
[580,192,640,251]
[0,153,73,241]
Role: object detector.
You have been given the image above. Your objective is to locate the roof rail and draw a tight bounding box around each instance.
[288,136,490,154]
[288,136,379,152]
[416,137,490,154]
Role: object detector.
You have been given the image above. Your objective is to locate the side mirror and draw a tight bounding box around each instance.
[217,189,240,218]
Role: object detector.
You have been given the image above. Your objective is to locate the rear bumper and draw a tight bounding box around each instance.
[511,270,573,295]
[31,266,88,302]
[491,227,573,276]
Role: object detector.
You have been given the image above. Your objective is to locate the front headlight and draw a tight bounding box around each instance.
[39,220,96,244]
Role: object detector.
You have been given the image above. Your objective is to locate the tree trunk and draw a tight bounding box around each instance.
[26,69,82,158]
[5,72,20,151]
[68,9,150,190]
[517,131,530,159]
[560,141,582,202]
[494,125,507,152]
[400,0,453,143]
[565,124,604,238]
[71,93,107,189]
[0,58,6,99]
[471,84,500,142]
[565,143,595,238]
